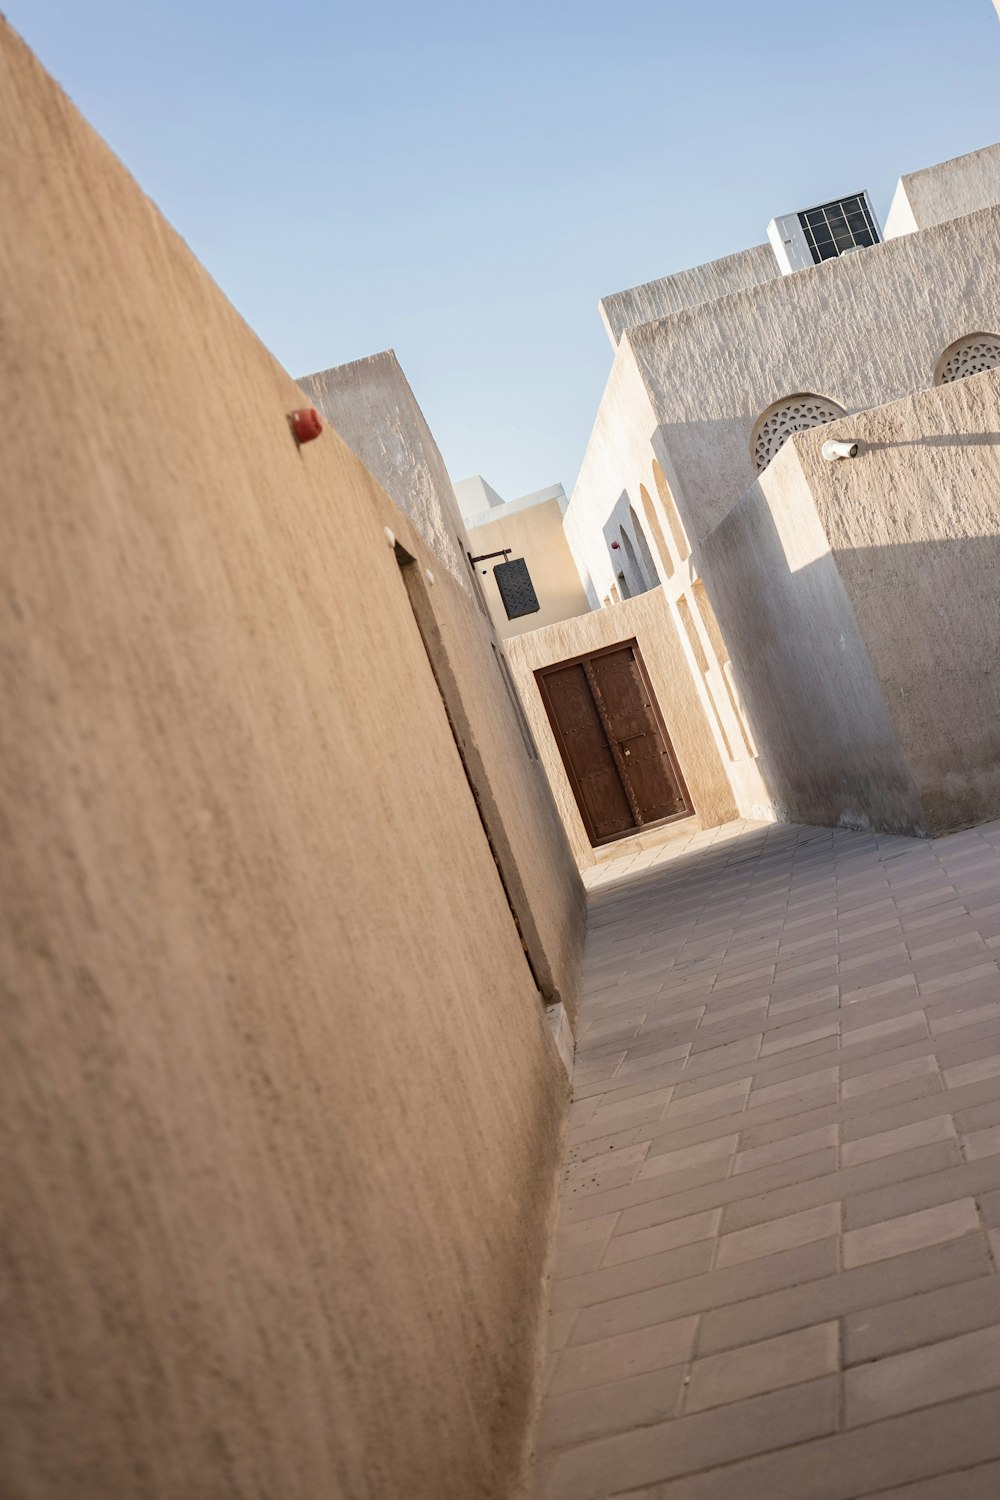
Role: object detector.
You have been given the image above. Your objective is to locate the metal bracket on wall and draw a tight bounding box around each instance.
[467,547,512,571]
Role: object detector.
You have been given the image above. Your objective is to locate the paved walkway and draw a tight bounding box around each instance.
[534,818,1000,1500]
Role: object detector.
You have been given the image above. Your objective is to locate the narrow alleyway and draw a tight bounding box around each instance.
[535,818,1000,1499]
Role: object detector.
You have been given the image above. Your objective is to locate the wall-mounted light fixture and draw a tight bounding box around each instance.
[822,439,859,461]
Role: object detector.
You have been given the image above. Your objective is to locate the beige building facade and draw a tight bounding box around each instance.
[461,480,593,639]
[0,22,583,1499]
[529,140,1000,849]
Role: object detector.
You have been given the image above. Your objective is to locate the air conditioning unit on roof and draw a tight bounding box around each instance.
[767,191,881,275]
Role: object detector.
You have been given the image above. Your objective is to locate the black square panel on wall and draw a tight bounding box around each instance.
[494,558,540,620]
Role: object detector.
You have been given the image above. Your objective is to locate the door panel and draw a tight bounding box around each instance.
[542,663,634,841]
[588,649,689,824]
[537,642,691,846]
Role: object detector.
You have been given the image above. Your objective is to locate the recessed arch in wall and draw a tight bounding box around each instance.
[628,506,659,592]
[934,333,1000,386]
[651,459,690,561]
[637,483,674,579]
[617,524,645,593]
[751,394,845,475]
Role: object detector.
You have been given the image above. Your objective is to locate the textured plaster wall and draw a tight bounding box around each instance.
[563,341,670,607]
[700,442,925,834]
[505,594,738,867]
[297,353,584,1008]
[627,205,1000,543]
[299,352,469,583]
[0,23,574,1500]
[885,143,1000,238]
[598,244,779,348]
[700,371,1000,836]
[466,498,591,639]
[562,352,760,827]
[793,369,1000,833]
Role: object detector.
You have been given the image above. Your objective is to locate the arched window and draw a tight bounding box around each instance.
[617,525,646,593]
[637,483,674,578]
[934,333,1000,386]
[751,393,845,474]
[628,507,659,591]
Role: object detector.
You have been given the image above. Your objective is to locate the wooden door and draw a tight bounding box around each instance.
[536,641,691,846]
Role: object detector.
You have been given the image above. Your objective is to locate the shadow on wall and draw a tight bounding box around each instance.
[861,432,1000,451]
[601,494,657,598]
[699,495,1000,836]
[652,418,757,546]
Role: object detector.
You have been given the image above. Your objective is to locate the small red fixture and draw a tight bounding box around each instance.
[289,407,323,444]
[610,540,620,549]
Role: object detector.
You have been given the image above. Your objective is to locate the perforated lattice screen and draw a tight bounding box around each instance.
[753,396,845,474]
[936,335,1000,386]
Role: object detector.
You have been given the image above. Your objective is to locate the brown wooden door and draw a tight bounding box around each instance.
[536,641,691,846]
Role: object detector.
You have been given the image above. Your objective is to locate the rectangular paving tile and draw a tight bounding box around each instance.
[602,1208,722,1269]
[733,1123,838,1175]
[550,1238,716,1313]
[538,1365,685,1452]
[840,1114,955,1167]
[844,1325,1000,1426]
[684,1322,838,1413]
[549,1314,698,1396]
[540,1377,837,1500]
[843,1198,980,1268]
[715,1202,840,1268]
[843,1275,1000,1365]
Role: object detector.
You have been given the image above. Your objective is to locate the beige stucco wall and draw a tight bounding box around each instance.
[700,369,1000,836]
[466,497,591,639]
[885,143,1000,239]
[624,203,1000,544]
[505,592,739,867]
[297,353,585,1009]
[0,22,576,1500]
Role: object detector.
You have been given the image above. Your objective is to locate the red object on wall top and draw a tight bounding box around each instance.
[289,407,323,444]
[610,540,620,549]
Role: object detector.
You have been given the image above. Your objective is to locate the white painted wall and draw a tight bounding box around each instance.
[625,205,1000,543]
[598,245,779,349]
[885,143,1000,238]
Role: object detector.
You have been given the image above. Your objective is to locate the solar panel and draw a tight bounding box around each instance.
[797,195,880,264]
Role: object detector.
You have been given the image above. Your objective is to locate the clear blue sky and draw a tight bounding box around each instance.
[8,1,999,498]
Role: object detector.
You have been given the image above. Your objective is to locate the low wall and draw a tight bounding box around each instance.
[796,369,1000,833]
[505,592,738,866]
[700,444,925,833]
[701,369,1000,836]
[0,23,572,1500]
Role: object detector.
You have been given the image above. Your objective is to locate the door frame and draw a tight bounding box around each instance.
[534,638,693,847]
